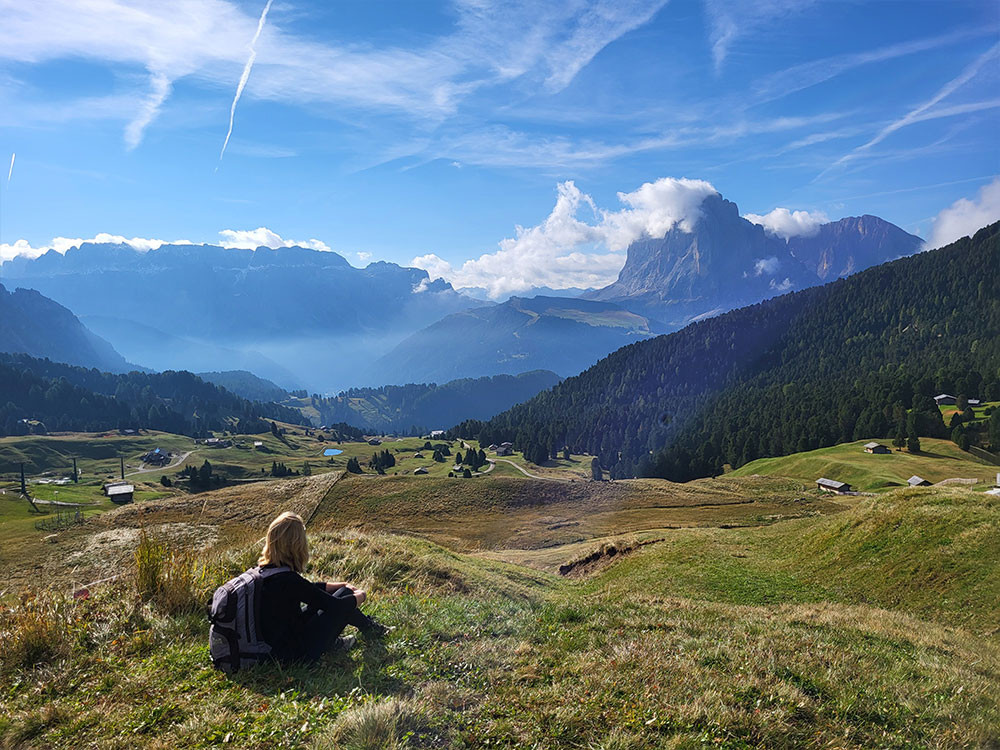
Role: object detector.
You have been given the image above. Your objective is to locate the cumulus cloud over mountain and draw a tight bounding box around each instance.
[928,178,1000,249]
[744,207,829,240]
[217,228,331,251]
[411,177,718,299]
[0,233,192,262]
[0,228,334,263]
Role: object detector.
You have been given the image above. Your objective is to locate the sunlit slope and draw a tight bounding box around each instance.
[730,437,997,490]
[310,472,847,550]
[584,485,1000,634]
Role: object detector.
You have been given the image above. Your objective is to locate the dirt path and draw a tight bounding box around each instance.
[493,458,566,481]
[126,450,193,478]
[473,460,496,476]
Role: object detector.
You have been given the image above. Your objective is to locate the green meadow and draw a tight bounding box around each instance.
[730,437,998,491]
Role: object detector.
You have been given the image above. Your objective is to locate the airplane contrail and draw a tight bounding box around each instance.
[6,153,13,182]
[219,0,273,163]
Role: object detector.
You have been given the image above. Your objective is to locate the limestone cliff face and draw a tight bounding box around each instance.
[586,194,809,324]
[787,215,924,280]
[587,195,923,327]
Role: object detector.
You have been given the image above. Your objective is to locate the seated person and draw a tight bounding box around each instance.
[257,511,389,662]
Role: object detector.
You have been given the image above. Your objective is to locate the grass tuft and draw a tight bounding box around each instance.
[313,697,427,750]
[0,593,73,671]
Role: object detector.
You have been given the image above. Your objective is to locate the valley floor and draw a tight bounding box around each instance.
[1,443,999,748]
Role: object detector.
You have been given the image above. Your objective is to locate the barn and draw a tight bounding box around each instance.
[107,483,135,504]
[815,477,852,493]
[863,442,889,454]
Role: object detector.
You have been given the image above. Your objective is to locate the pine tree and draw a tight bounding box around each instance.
[591,457,602,481]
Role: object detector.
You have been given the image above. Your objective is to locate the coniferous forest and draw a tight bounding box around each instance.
[0,353,306,436]
[455,223,1000,480]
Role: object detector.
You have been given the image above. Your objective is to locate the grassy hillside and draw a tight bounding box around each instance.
[314,472,842,551]
[730,438,997,490]
[0,479,998,748]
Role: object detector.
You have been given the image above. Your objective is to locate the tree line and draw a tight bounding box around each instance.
[0,353,306,437]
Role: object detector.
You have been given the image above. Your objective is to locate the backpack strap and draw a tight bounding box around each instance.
[247,565,291,647]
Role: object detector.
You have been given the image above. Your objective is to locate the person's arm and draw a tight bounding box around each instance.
[317,581,350,593]
[293,572,357,611]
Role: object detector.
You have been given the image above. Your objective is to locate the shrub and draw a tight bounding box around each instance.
[134,530,214,615]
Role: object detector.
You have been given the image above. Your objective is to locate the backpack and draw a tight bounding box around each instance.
[208,565,289,674]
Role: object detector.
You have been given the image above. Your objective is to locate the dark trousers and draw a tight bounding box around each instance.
[294,586,371,663]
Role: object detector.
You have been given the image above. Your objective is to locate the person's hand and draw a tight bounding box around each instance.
[325,581,351,593]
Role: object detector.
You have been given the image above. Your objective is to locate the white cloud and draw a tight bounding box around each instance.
[744,207,829,240]
[753,28,986,104]
[601,178,718,250]
[411,177,719,299]
[1,227,333,263]
[430,112,847,170]
[0,0,665,149]
[826,42,999,174]
[217,227,331,251]
[752,256,780,276]
[927,177,1000,249]
[124,72,172,150]
[0,233,190,263]
[356,251,373,264]
[769,277,793,292]
[703,0,816,70]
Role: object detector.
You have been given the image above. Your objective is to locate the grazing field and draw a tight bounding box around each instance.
[0,481,997,748]
[730,437,998,490]
[313,473,844,551]
[938,399,998,423]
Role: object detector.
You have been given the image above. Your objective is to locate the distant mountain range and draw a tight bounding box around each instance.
[1,192,925,389]
[196,370,290,403]
[310,370,562,432]
[586,194,923,325]
[375,296,666,382]
[2,243,482,392]
[0,282,133,373]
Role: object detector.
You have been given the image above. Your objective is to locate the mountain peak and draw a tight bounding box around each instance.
[586,193,923,325]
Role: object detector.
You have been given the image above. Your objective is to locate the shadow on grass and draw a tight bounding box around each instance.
[229,637,405,699]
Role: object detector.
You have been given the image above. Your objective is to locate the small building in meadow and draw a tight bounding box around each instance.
[864,442,889,454]
[967,398,982,407]
[413,466,429,475]
[496,441,514,457]
[368,438,382,446]
[933,394,956,406]
[907,475,931,487]
[106,483,135,504]
[413,452,425,459]
[816,477,851,493]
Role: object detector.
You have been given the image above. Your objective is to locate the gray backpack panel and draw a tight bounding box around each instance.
[208,565,289,674]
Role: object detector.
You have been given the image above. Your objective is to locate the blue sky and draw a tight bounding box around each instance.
[0,0,998,297]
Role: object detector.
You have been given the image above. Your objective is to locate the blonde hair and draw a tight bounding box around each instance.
[258,511,309,572]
